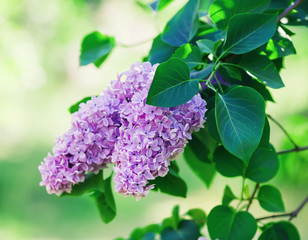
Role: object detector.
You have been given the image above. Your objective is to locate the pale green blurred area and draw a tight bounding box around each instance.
[0,0,307,239]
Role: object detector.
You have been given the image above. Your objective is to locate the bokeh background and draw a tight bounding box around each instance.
[0,0,307,239]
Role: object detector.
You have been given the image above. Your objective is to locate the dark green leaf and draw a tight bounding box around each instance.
[206,109,221,142]
[246,147,279,182]
[146,58,199,107]
[265,27,296,59]
[259,221,300,240]
[235,51,284,89]
[90,175,116,224]
[223,13,277,54]
[162,0,200,46]
[196,39,216,54]
[209,0,271,29]
[221,65,242,81]
[257,185,285,212]
[222,185,237,206]
[207,205,257,240]
[213,146,244,177]
[80,31,114,67]
[61,171,104,197]
[214,145,279,182]
[186,208,207,228]
[184,144,216,188]
[258,117,270,149]
[188,127,217,164]
[172,44,202,69]
[161,220,200,240]
[69,96,92,114]
[215,86,265,164]
[149,35,177,64]
[129,224,161,240]
[150,166,188,198]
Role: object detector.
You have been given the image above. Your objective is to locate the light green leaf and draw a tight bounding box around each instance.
[146,58,199,107]
[196,39,216,54]
[172,44,203,69]
[80,31,114,67]
[223,13,277,54]
[186,208,207,228]
[222,185,237,206]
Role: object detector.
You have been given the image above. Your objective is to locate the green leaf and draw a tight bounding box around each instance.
[184,144,216,188]
[149,35,177,64]
[220,65,242,81]
[146,58,199,107]
[151,165,188,198]
[149,0,174,12]
[246,147,279,182]
[223,13,277,54]
[90,175,116,224]
[206,109,221,142]
[161,0,200,46]
[265,27,296,60]
[172,44,202,69]
[207,205,257,240]
[188,127,217,164]
[190,63,214,80]
[172,205,180,227]
[69,96,92,114]
[214,146,279,182]
[258,221,300,240]
[215,86,265,164]
[222,185,237,206]
[186,208,207,228]
[130,224,161,240]
[235,51,284,89]
[258,117,270,149]
[161,220,200,240]
[209,0,271,29]
[199,0,213,17]
[80,31,114,67]
[61,171,104,197]
[257,185,285,212]
[196,39,216,54]
[213,146,244,177]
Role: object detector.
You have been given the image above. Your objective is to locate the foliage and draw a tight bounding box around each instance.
[45,0,308,239]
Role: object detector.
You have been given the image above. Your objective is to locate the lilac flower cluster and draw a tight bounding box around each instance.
[39,62,207,199]
[39,84,123,195]
[112,62,207,199]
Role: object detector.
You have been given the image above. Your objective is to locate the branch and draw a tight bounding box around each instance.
[277,146,308,155]
[246,183,260,212]
[267,114,298,148]
[277,0,306,22]
[256,195,308,221]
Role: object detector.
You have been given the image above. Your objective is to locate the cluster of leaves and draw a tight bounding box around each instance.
[115,205,207,240]
[64,0,308,239]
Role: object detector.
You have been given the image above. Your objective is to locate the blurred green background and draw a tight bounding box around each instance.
[0,0,307,239]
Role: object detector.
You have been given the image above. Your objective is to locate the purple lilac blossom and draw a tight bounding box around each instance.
[111,62,207,200]
[39,61,207,199]
[39,76,124,195]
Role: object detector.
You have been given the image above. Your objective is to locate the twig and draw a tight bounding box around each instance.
[277,0,306,22]
[267,114,299,149]
[277,146,308,155]
[246,183,260,212]
[256,196,308,221]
